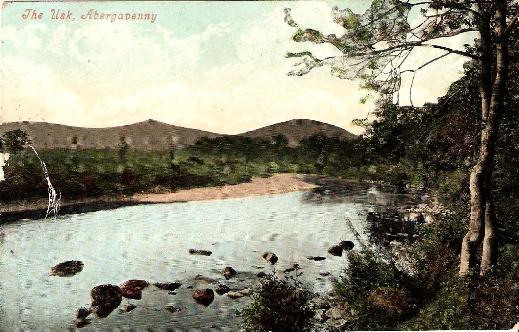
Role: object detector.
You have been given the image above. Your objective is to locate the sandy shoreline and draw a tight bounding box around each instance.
[133,173,318,203]
[0,173,318,222]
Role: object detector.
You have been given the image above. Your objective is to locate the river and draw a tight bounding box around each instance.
[0,184,424,330]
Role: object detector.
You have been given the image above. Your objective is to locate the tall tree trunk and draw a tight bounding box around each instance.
[480,198,497,275]
[460,0,509,277]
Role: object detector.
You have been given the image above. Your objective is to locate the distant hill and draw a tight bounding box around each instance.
[239,119,356,147]
[0,120,220,151]
[0,119,355,151]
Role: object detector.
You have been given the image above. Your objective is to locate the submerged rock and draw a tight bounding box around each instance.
[340,240,354,250]
[215,283,231,295]
[119,279,149,300]
[90,284,123,318]
[192,288,215,306]
[327,245,344,257]
[165,304,182,313]
[223,266,237,280]
[307,256,326,261]
[50,260,84,277]
[262,252,278,264]
[75,318,91,328]
[121,304,136,312]
[284,263,300,273]
[75,307,91,319]
[154,282,182,291]
[328,241,354,256]
[189,249,212,256]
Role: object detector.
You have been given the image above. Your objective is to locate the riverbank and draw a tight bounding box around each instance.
[0,173,318,223]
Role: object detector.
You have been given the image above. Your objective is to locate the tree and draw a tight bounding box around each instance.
[285,0,518,277]
[0,129,31,154]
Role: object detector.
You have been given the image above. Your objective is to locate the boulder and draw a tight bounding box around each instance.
[307,256,326,261]
[119,279,149,300]
[121,304,136,312]
[189,249,212,256]
[215,284,231,295]
[327,245,344,257]
[90,284,123,318]
[193,288,215,306]
[223,266,237,280]
[154,282,182,291]
[165,304,182,313]
[328,241,354,256]
[319,271,331,277]
[50,260,84,277]
[340,240,354,251]
[76,307,91,319]
[257,271,267,278]
[74,318,91,328]
[262,252,278,264]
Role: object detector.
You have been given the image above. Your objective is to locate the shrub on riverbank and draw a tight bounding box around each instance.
[243,274,313,332]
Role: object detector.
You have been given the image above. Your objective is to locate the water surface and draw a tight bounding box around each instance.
[0,186,420,330]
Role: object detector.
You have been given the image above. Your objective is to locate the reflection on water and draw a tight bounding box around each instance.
[0,185,421,330]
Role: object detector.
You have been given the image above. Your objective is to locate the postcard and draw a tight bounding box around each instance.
[1,0,518,331]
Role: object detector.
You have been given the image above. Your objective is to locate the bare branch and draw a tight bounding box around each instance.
[505,10,519,36]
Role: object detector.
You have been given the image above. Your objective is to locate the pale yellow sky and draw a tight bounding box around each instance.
[0,1,470,135]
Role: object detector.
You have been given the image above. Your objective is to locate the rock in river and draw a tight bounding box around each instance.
[121,304,136,312]
[189,249,212,256]
[90,284,123,318]
[223,266,237,280]
[192,288,215,306]
[165,304,182,313]
[119,279,149,300]
[215,283,231,295]
[262,252,278,264]
[76,307,91,319]
[50,260,84,277]
[74,318,91,328]
[328,240,354,257]
[307,256,326,261]
[154,282,182,291]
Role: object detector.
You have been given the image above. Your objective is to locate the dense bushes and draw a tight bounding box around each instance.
[243,274,313,332]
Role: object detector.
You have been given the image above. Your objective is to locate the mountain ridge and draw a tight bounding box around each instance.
[0,119,356,150]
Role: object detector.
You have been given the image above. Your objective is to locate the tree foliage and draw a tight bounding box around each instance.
[0,129,31,154]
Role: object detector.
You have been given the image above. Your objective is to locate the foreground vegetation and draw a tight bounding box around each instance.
[242,9,519,330]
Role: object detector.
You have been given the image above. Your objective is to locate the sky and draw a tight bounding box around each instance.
[0,1,471,134]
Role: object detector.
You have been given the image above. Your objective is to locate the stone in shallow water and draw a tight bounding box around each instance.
[75,318,91,328]
[192,288,215,306]
[90,284,122,318]
[223,266,237,280]
[328,240,355,256]
[75,307,91,319]
[154,282,182,291]
[189,249,212,256]
[119,279,149,300]
[50,260,84,277]
[215,283,231,295]
[307,256,326,261]
[262,251,278,264]
[121,304,136,312]
[165,304,182,313]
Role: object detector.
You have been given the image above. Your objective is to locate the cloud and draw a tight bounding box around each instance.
[1,1,471,135]
[1,57,86,124]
